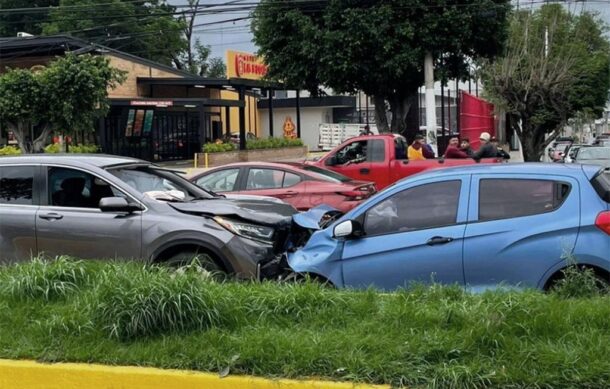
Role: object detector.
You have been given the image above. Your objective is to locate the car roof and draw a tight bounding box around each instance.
[0,154,146,169]
[207,161,305,170]
[406,162,601,181]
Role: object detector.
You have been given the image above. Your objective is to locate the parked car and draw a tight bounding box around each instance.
[563,144,592,163]
[0,155,299,279]
[190,162,376,212]
[288,163,610,291]
[548,139,573,162]
[308,134,502,190]
[573,147,610,168]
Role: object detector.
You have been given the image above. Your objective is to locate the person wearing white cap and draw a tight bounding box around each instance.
[473,131,498,161]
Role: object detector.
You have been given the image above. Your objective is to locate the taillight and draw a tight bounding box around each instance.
[595,211,610,235]
[338,190,364,200]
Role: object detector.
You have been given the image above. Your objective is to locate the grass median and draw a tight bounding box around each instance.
[1,257,609,388]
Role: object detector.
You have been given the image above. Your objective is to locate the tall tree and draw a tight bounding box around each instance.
[174,0,227,77]
[253,0,511,133]
[42,0,187,66]
[481,5,610,161]
[0,54,126,153]
[0,0,59,37]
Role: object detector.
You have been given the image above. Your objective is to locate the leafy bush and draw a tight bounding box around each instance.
[203,142,236,153]
[44,143,99,153]
[0,145,21,155]
[69,144,99,153]
[1,256,88,301]
[202,137,303,153]
[246,137,303,150]
[44,143,61,153]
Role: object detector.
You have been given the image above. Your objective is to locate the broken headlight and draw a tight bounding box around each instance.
[214,216,274,244]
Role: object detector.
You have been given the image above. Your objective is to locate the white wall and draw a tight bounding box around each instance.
[259,107,332,150]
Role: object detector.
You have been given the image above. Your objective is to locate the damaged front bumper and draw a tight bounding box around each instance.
[256,205,343,281]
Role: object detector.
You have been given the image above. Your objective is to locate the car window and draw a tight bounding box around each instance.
[577,148,610,160]
[48,167,124,208]
[300,165,351,183]
[283,172,301,187]
[478,179,570,221]
[196,169,239,192]
[0,166,35,205]
[109,166,212,201]
[246,168,284,190]
[364,180,461,236]
[368,139,385,162]
[334,140,367,165]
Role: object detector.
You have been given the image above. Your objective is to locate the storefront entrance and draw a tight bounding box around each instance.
[101,107,218,162]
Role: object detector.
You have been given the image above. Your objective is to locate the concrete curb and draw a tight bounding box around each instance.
[0,359,389,389]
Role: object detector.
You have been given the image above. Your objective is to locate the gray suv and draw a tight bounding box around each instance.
[0,155,298,278]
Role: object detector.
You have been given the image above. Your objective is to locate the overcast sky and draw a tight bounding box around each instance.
[170,0,610,61]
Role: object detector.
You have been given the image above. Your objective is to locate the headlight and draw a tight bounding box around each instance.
[213,216,274,244]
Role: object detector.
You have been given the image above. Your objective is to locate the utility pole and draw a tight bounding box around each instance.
[424,52,437,146]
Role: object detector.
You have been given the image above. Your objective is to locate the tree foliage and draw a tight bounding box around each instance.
[253,0,511,133]
[481,5,610,161]
[0,0,59,37]
[42,0,187,66]
[173,0,227,77]
[0,54,126,153]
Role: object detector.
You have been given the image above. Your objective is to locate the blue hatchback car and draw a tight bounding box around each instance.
[288,164,610,291]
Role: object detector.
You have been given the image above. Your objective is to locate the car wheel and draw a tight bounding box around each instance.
[164,251,226,280]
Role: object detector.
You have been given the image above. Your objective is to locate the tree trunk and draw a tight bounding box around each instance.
[373,95,389,133]
[388,91,418,136]
[32,124,52,153]
[7,121,51,154]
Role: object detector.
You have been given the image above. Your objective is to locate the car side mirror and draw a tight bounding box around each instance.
[99,197,142,213]
[325,155,337,166]
[333,219,364,239]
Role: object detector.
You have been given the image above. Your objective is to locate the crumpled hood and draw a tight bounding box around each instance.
[169,198,297,227]
[292,204,343,230]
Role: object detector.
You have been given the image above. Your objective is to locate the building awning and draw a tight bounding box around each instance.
[257,96,356,109]
[137,77,283,91]
[110,97,244,108]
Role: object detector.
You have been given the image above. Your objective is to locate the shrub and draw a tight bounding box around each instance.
[202,137,304,153]
[246,137,303,150]
[203,142,236,153]
[44,143,99,153]
[0,145,21,155]
[1,256,88,301]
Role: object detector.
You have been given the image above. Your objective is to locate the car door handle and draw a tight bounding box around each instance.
[39,212,64,221]
[426,236,453,246]
[360,168,370,174]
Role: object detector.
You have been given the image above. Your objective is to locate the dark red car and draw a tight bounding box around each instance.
[189,162,376,212]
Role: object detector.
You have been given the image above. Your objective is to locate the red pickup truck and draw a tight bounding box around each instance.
[309,134,502,190]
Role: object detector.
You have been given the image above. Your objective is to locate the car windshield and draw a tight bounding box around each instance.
[577,148,610,160]
[300,165,351,183]
[107,165,213,201]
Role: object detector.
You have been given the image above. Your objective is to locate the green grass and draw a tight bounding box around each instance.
[1,258,610,388]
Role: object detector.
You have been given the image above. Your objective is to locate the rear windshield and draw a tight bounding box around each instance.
[300,166,351,183]
[578,147,610,160]
[591,169,610,203]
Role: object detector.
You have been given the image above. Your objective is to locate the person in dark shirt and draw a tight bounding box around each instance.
[420,135,436,158]
[491,137,511,159]
[444,136,469,159]
[460,138,474,157]
[473,132,498,161]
